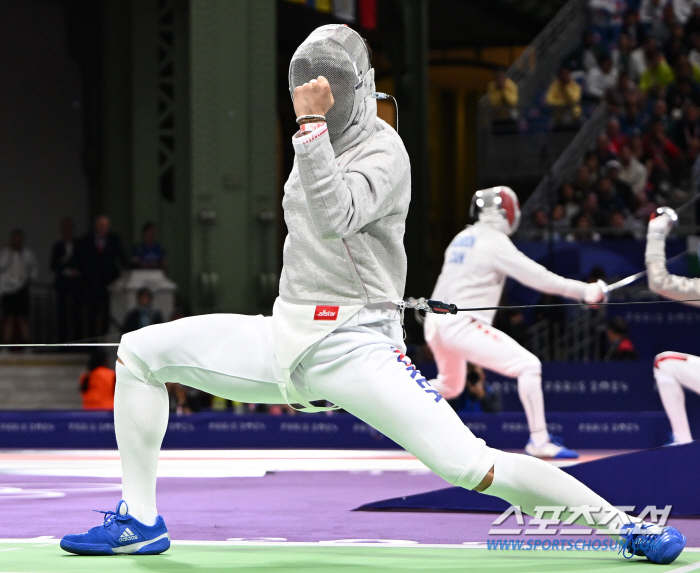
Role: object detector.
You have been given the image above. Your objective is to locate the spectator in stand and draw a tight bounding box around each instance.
[618,143,649,199]
[559,182,581,220]
[604,211,636,239]
[545,66,582,125]
[666,57,700,115]
[605,316,638,360]
[672,0,695,26]
[622,9,648,48]
[621,98,645,134]
[596,176,629,222]
[0,230,38,346]
[612,33,635,78]
[630,130,646,159]
[566,214,602,242]
[684,5,700,40]
[487,67,518,119]
[550,204,570,235]
[664,24,688,68]
[585,149,601,180]
[586,54,619,100]
[673,102,700,152]
[607,70,637,113]
[51,217,82,343]
[640,0,665,26]
[582,191,608,227]
[643,118,683,185]
[77,215,127,338]
[606,159,637,210]
[606,117,628,153]
[594,133,617,166]
[573,164,595,195]
[131,222,167,270]
[650,3,677,45]
[630,37,657,82]
[122,287,163,334]
[530,209,559,242]
[644,98,672,134]
[688,32,700,68]
[564,29,606,72]
[640,49,676,93]
[79,349,116,410]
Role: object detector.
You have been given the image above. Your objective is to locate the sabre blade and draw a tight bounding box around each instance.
[607,270,648,292]
[607,250,689,292]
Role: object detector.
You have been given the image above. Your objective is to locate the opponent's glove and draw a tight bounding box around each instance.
[582,280,608,305]
[647,207,677,239]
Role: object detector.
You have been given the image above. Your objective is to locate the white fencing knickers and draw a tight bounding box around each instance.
[654,351,700,444]
[425,315,547,441]
[115,312,500,523]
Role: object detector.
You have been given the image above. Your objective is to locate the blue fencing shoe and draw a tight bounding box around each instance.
[60,500,170,556]
[618,523,686,564]
[525,434,579,459]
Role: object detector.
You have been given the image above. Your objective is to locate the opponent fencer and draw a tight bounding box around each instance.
[646,207,700,445]
[61,25,685,564]
[425,187,607,459]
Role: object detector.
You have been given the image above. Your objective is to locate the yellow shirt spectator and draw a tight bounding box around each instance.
[545,69,582,121]
[488,71,518,118]
[639,54,675,92]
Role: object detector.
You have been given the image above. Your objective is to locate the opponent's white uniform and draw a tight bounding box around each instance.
[646,224,700,444]
[425,221,591,450]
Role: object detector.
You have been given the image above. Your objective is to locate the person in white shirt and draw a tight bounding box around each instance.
[425,187,607,459]
[640,0,665,24]
[0,229,38,345]
[618,144,649,198]
[586,54,619,100]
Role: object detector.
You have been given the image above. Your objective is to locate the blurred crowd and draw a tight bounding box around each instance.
[0,216,168,348]
[511,0,700,239]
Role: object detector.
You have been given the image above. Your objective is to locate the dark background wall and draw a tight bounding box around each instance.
[0,0,88,282]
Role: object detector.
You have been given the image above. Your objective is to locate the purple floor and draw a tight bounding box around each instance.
[1,472,698,545]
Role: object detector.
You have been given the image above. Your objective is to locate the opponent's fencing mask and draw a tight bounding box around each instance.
[470,186,521,235]
[289,25,374,142]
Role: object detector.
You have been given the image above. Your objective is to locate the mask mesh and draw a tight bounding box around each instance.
[290,26,370,140]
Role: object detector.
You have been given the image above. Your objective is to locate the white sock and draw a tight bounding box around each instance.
[114,361,169,527]
[483,451,636,532]
[656,373,693,444]
[517,370,548,446]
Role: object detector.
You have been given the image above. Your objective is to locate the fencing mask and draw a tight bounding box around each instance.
[470,186,522,235]
[289,25,374,143]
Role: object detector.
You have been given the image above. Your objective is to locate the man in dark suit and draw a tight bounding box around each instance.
[51,217,82,342]
[77,215,127,338]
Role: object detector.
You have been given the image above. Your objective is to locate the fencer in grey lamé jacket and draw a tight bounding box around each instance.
[279,94,411,306]
[646,234,700,308]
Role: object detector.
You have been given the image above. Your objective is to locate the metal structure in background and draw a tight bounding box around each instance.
[528,308,607,361]
[476,0,588,190]
[380,0,430,297]
[519,102,609,229]
[157,0,177,203]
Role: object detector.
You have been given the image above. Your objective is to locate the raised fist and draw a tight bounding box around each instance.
[648,207,677,238]
[293,76,334,119]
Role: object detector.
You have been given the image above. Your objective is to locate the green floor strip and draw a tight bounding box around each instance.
[1,543,698,573]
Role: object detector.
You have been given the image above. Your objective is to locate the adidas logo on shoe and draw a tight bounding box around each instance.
[119,528,138,543]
